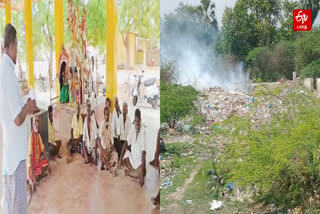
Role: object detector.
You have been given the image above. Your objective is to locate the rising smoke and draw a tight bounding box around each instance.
[161,5,251,92]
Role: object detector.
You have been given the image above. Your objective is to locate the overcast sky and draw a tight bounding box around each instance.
[161,0,320,27]
[161,0,238,28]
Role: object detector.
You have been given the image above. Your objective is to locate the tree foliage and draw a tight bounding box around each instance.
[119,0,160,45]
[295,29,320,74]
[301,59,320,79]
[86,0,106,53]
[218,0,281,60]
[246,41,295,81]
[160,84,198,128]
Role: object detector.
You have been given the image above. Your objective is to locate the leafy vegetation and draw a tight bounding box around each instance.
[160,84,198,128]
[246,41,295,81]
[217,85,320,208]
[301,59,320,79]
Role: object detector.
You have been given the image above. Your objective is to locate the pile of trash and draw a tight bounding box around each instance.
[195,80,304,124]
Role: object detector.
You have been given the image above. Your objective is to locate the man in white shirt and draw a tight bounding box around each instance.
[98,106,118,175]
[123,108,147,186]
[0,24,36,214]
[83,101,98,165]
[118,102,131,168]
[112,96,122,159]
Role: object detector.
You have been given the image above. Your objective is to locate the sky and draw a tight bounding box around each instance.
[160,0,320,27]
[160,0,238,28]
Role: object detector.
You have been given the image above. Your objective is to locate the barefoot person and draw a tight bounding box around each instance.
[123,108,147,186]
[112,96,122,159]
[83,101,98,165]
[28,116,51,188]
[98,106,118,175]
[0,24,37,214]
[118,102,131,168]
[67,103,83,163]
[48,106,61,159]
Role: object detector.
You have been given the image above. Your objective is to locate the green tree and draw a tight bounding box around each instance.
[218,0,280,60]
[86,0,106,53]
[160,84,198,128]
[278,0,299,41]
[119,0,160,68]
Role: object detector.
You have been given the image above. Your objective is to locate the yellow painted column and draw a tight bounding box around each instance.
[114,0,118,95]
[106,0,116,110]
[5,0,11,25]
[54,0,64,99]
[25,0,34,88]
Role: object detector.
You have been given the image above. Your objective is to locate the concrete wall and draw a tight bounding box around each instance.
[136,50,144,65]
[304,78,314,91]
[128,32,136,69]
[146,48,160,66]
[117,33,127,66]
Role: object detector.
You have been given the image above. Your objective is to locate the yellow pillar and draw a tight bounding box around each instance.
[114,0,118,95]
[5,0,11,25]
[106,0,117,110]
[25,0,34,88]
[54,0,64,99]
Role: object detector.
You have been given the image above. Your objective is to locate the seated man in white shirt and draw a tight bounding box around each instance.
[118,102,131,168]
[112,96,122,159]
[98,106,118,175]
[83,101,98,165]
[123,108,147,186]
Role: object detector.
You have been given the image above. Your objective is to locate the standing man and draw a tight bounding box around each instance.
[112,96,122,159]
[118,102,131,168]
[0,24,36,214]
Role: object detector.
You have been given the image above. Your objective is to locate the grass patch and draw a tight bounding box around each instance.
[161,156,195,206]
[181,160,218,214]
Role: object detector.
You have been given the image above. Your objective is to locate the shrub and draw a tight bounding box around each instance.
[246,41,295,82]
[160,83,198,128]
[218,85,320,208]
[295,29,320,74]
[301,59,320,79]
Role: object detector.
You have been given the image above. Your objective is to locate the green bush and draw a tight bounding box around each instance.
[295,29,320,74]
[301,59,320,79]
[160,83,198,128]
[245,41,295,82]
[218,86,320,208]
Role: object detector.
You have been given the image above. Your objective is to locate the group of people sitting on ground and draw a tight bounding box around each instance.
[27,95,158,190]
[65,95,149,186]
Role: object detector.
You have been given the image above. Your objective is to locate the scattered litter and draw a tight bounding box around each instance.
[292,207,302,214]
[183,125,192,132]
[227,182,235,193]
[161,178,172,189]
[210,200,224,210]
[195,81,301,124]
[186,200,193,205]
[181,153,187,157]
[160,156,164,161]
